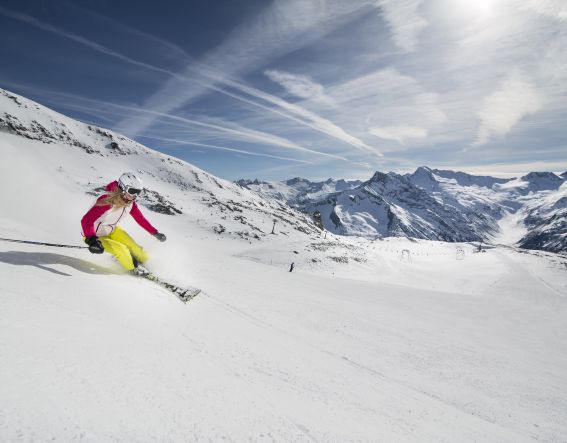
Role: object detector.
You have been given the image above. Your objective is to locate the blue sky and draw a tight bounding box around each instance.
[1,0,566,181]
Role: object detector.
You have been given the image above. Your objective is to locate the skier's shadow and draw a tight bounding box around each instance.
[0,251,114,276]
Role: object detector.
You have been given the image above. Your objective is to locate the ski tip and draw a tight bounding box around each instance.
[180,289,201,302]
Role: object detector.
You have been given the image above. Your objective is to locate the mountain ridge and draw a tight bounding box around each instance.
[238,167,566,252]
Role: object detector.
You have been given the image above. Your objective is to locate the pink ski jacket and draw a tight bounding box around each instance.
[81,181,158,237]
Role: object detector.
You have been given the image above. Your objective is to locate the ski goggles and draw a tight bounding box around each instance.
[123,187,143,196]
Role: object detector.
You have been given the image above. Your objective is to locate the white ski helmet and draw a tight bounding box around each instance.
[118,172,143,196]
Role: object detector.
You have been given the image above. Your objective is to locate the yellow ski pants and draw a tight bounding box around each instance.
[97,227,149,271]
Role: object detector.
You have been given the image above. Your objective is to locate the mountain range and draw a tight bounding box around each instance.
[238,168,567,253]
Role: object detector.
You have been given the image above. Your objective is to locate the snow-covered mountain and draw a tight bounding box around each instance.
[2,88,567,442]
[236,176,362,206]
[517,181,567,252]
[0,88,321,244]
[304,170,498,241]
[407,166,517,214]
[239,165,566,252]
[408,168,567,252]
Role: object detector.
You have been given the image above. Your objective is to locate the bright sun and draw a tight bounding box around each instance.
[456,0,497,17]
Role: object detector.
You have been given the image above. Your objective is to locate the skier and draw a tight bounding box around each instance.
[81,173,166,276]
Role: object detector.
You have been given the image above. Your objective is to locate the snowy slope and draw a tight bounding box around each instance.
[2,88,567,442]
[0,89,321,244]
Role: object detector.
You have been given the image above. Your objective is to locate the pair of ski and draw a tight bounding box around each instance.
[141,273,201,303]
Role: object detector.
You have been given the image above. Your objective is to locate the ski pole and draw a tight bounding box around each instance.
[0,237,88,249]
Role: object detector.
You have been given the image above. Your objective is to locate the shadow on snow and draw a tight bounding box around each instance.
[0,251,114,276]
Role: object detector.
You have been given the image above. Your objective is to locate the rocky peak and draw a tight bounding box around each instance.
[367,171,389,184]
[285,177,310,186]
[519,172,563,192]
[522,171,561,181]
[413,166,433,176]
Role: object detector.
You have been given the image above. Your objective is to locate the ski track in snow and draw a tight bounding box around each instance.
[158,286,530,441]
[203,289,520,439]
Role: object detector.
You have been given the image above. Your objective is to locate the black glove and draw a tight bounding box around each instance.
[153,232,167,242]
[85,236,104,254]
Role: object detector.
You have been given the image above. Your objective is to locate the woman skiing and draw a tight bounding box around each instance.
[81,172,166,276]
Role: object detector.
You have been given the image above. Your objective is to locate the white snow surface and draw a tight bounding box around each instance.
[494,210,529,245]
[1,90,567,442]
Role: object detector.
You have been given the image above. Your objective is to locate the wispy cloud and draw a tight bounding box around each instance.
[520,0,567,21]
[264,70,336,107]
[448,160,567,178]
[474,72,543,146]
[185,115,351,161]
[0,6,179,80]
[114,0,380,146]
[326,68,446,149]
[369,126,427,144]
[139,135,313,164]
[375,0,427,52]
[1,81,348,161]
[0,3,381,160]
[209,73,381,156]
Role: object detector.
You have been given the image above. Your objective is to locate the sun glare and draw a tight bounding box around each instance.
[477,0,496,14]
[456,0,497,17]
